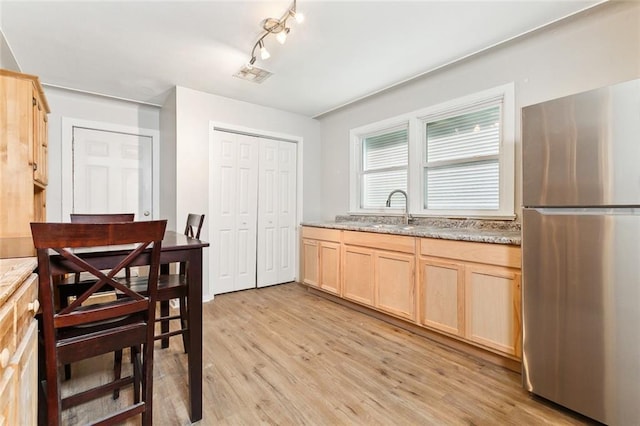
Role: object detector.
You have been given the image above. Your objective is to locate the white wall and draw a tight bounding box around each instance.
[0,29,19,71]
[159,87,177,232]
[44,86,161,222]
[170,86,322,300]
[317,1,640,221]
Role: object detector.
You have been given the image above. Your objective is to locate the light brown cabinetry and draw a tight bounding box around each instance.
[343,231,416,321]
[301,227,341,295]
[419,258,464,336]
[301,226,521,362]
[0,69,50,255]
[342,245,374,305]
[0,258,39,425]
[419,238,521,358]
[465,265,521,356]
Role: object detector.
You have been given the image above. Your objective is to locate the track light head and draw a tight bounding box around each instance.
[258,40,270,60]
[276,27,290,44]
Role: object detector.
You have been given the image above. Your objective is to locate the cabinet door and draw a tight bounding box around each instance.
[11,321,37,426]
[302,239,319,287]
[319,242,341,295]
[0,76,35,239]
[0,367,16,426]
[342,245,374,306]
[375,251,415,320]
[419,258,464,336]
[465,265,521,357]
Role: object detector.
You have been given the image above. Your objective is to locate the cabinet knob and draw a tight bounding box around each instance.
[0,348,9,368]
[144,211,150,217]
[33,163,38,171]
[28,299,40,315]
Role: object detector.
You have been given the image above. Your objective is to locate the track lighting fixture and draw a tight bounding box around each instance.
[244,0,303,69]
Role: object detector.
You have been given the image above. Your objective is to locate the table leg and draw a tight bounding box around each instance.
[187,248,203,422]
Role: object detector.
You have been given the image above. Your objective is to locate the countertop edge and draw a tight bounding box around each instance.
[301,222,521,246]
[0,257,38,306]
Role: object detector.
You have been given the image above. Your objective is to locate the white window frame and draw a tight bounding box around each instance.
[349,83,515,219]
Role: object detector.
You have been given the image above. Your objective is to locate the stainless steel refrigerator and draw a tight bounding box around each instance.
[522,78,640,425]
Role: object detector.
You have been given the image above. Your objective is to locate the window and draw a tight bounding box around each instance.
[350,84,514,218]
[359,126,408,209]
[423,103,501,211]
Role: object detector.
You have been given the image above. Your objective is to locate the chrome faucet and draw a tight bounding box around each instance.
[385,189,411,225]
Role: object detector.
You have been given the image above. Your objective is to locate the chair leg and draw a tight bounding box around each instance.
[160,300,170,349]
[179,296,189,354]
[59,293,73,381]
[132,346,141,403]
[141,342,154,426]
[113,349,123,399]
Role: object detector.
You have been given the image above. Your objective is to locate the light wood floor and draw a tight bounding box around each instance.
[62,282,594,425]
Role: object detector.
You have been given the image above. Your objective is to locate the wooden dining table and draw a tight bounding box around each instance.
[52,230,209,423]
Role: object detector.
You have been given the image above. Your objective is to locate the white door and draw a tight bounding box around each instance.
[72,127,153,219]
[211,131,259,294]
[257,140,297,287]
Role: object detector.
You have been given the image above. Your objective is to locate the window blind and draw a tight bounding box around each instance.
[363,129,408,170]
[361,127,408,208]
[424,105,501,210]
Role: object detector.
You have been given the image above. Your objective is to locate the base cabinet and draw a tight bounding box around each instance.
[465,266,521,356]
[301,226,521,360]
[342,246,374,306]
[419,259,464,336]
[375,251,415,320]
[301,227,341,295]
[342,231,416,321]
[419,238,522,358]
[0,259,39,426]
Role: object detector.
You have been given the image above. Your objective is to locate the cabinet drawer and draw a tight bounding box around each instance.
[420,238,521,268]
[14,274,38,345]
[343,231,415,254]
[301,227,341,242]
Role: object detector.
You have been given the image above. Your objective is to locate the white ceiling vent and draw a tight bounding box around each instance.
[234,65,273,84]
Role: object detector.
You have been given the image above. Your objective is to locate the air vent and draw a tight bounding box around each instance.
[234,65,273,83]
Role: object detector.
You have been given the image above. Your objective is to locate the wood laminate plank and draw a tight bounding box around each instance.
[60,283,590,425]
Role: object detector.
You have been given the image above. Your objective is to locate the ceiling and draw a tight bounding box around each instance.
[0,1,601,118]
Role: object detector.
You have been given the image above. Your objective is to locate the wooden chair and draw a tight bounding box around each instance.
[57,213,135,380]
[32,220,167,426]
[120,214,205,352]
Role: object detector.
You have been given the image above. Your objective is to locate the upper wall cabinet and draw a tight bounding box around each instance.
[0,69,50,253]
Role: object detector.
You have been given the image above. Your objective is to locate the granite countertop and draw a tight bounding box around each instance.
[0,257,37,306]
[302,216,521,246]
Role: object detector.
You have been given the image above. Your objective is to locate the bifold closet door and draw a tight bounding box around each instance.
[257,140,297,287]
[211,131,259,294]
